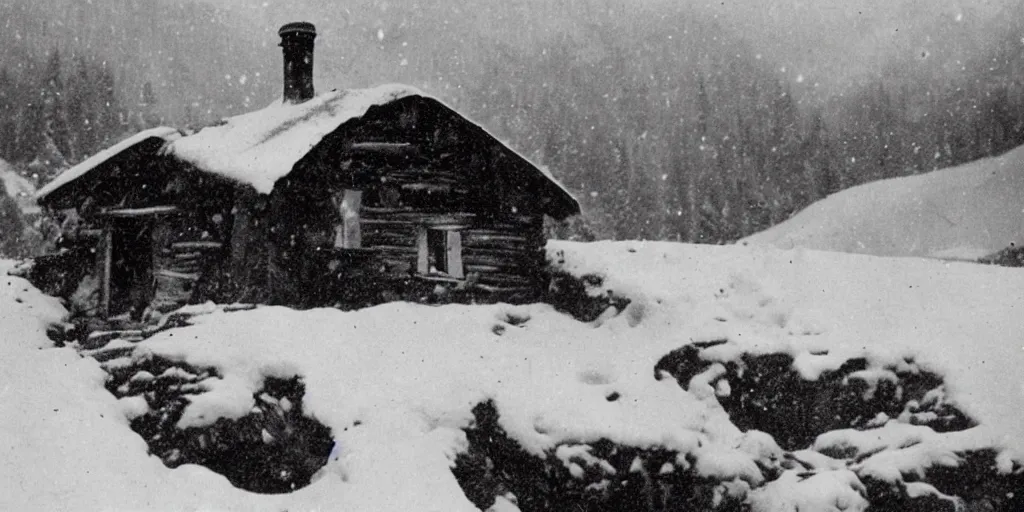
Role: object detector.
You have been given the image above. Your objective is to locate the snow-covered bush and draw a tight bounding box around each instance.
[103,353,333,494]
[979,244,1024,268]
[454,401,753,512]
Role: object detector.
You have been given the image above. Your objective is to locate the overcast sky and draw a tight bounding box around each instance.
[697,0,1011,79]
[199,0,1015,92]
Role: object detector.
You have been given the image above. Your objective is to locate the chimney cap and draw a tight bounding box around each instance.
[279,21,317,38]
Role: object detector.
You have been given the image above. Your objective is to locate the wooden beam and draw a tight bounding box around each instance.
[361,206,417,214]
[360,219,417,227]
[473,284,535,295]
[400,183,456,193]
[171,241,223,251]
[413,274,464,284]
[362,210,478,226]
[369,245,418,254]
[157,270,201,280]
[349,142,412,150]
[97,205,180,217]
[464,263,522,274]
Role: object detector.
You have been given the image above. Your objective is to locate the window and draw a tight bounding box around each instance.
[417,227,464,279]
[333,190,362,249]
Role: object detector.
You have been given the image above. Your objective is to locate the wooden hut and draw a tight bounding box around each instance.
[32,22,579,320]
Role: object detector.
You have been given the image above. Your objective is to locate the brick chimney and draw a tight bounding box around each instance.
[279,22,317,104]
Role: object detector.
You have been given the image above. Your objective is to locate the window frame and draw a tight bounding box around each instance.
[332,189,362,250]
[416,226,464,279]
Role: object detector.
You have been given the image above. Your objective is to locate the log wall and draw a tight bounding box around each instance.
[150,217,220,312]
[350,206,546,303]
[38,96,575,317]
[267,96,556,306]
[149,187,234,313]
[259,200,547,307]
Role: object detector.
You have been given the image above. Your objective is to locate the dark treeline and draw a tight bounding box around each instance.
[461,1,1024,242]
[0,0,276,138]
[0,0,278,258]
[0,47,155,258]
[0,48,162,184]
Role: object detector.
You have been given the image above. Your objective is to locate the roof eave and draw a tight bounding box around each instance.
[35,127,181,206]
[547,194,582,221]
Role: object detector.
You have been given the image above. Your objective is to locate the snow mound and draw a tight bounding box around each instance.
[0,262,248,512]
[4,238,1024,510]
[552,241,1024,459]
[742,145,1024,259]
[0,159,39,215]
[125,300,741,508]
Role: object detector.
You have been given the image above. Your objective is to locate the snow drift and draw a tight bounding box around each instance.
[3,239,1024,511]
[742,145,1024,259]
[0,158,39,215]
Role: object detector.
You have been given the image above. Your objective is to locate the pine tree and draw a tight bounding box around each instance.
[95,64,127,147]
[803,113,839,200]
[41,47,71,164]
[15,101,46,165]
[67,55,98,159]
[138,81,163,129]
[0,68,17,161]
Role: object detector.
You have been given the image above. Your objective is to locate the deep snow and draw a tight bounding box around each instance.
[742,144,1024,259]
[2,239,1023,511]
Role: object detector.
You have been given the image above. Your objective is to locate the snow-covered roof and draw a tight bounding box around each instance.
[169,84,579,216]
[35,127,182,203]
[169,84,420,194]
[743,144,1024,259]
[32,85,578,216]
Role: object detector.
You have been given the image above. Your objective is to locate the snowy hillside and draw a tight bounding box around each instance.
[0,159,39,215]
[742,145,1024,259]
[3,241,1024,511]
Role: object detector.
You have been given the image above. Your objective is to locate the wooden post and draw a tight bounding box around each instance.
[446,231,464,279]
[99,228,113,319]
[334,189,362,249]
[416,227,429,274]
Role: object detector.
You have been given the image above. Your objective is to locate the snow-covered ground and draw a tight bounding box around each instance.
[742,145,1024,259]
[2,240,1023,511]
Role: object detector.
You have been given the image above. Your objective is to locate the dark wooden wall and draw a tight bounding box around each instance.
[43,97,567,317]
[260,96,553,307]
[44,158,240,318]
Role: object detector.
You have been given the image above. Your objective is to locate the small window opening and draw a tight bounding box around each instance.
[428,229,448,272]
[333,190,362,249]
[417,227,464,279]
